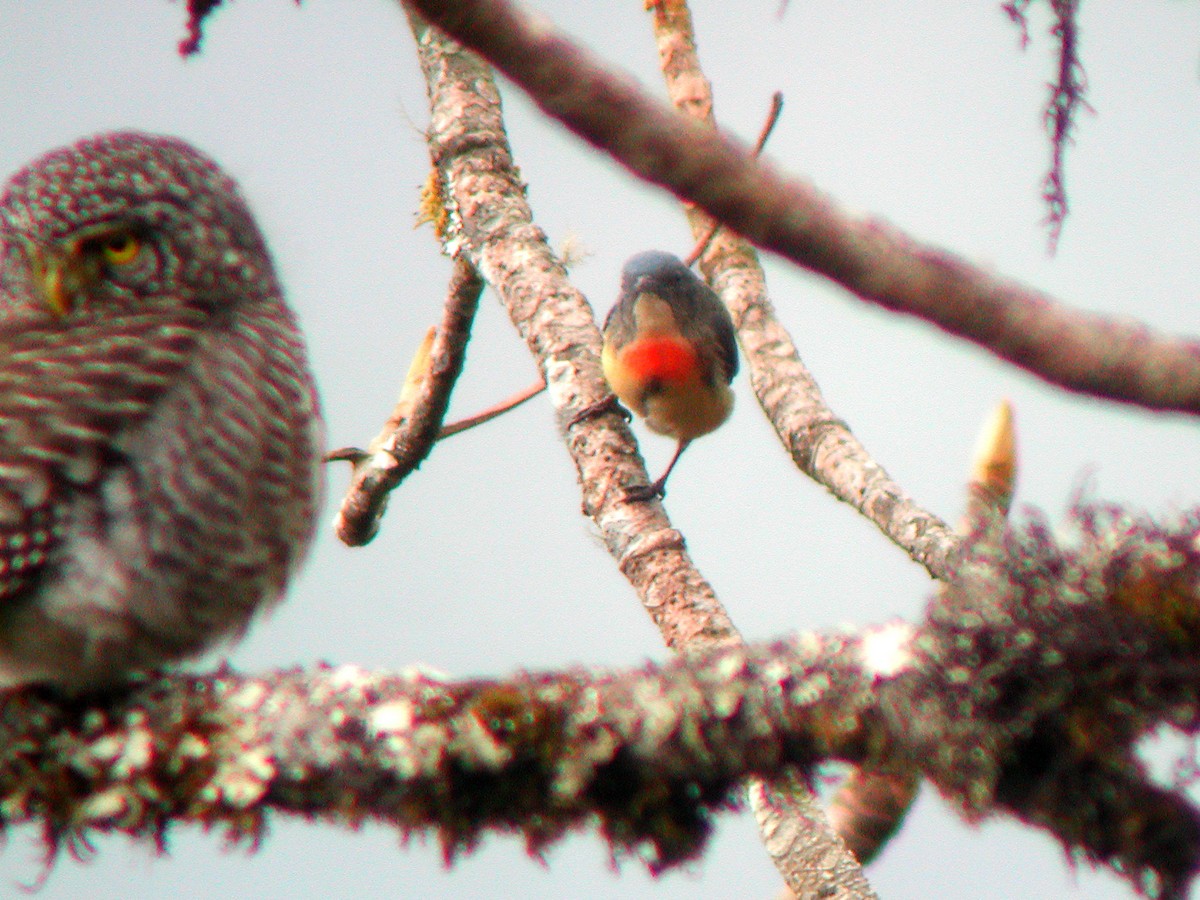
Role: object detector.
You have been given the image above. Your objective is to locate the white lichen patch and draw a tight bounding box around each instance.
[398,663,451,683]
[572,687,602,726]
[543,357,575,409]
[714,652,746,682]
[81,734,125,766]
[199,746,276,809]
[79,787,132,824]
[175,733,210,760]
[163,732,211,776]
[228,681,270,712]
[860,621,915,680]
[327,664,373,692]
[632,681,679,750]
[454,711,513,771]
[74,725,154,779]
[761,659,792,687]
[789,672,831,706]
[709,682,743,720]
[553,728,617,799]
[368,448,399,471]
[369,700,416,737]
[408,723,449,776]
[111,727,154,778]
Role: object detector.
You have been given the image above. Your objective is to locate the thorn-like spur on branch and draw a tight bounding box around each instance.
[683,92,782,268]
[11,500,1200,896]
[437,378,545,439]
[403,0,1200,418]
[965,399,1018,523]
[333,256,484,546]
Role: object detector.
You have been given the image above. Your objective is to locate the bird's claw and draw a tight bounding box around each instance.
[568,393,630,429]
[623,479,667,502]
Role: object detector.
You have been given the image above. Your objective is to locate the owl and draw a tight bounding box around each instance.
[0,131,323,691]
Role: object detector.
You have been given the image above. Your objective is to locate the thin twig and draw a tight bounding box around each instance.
[437,378,545,439]
[684,91,782,267]
[1042,0,1090,252]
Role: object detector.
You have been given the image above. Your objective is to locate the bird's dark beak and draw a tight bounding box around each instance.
[22,240,86,317]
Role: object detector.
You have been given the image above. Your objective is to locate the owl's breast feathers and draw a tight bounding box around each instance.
[0,307,208,597]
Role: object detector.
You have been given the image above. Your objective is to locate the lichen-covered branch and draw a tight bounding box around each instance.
[647,1,958,584]
[407,12,740,651]
[904,500,1200,898]
[646,6,879,897]
[1041,0,1088,250]
[0,639,877,872]
[9,500,1200,895]
[401,0,1200,418]
[332,256,483,545]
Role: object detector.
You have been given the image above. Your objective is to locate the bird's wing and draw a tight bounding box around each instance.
[714,309,739,383]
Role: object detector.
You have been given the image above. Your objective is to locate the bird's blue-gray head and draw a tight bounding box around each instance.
[621,250,694,294]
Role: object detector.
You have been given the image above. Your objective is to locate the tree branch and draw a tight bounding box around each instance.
[10,498,1200,896]
[646,6,877,896]
[647,2,958,582]
[0,636,881,873]
[332,256,484,545]
[401,0,1200,418]
[406,11,742,652]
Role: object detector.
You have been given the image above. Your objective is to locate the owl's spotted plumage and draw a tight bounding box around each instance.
[0,132,323,691]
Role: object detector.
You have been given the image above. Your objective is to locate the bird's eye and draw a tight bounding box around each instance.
[98,232,142,266]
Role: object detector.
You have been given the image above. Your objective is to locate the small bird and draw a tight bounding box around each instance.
[0,132,323,692]
[601,251,738,498]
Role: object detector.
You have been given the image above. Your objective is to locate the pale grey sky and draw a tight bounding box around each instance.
[2,1,1199,897]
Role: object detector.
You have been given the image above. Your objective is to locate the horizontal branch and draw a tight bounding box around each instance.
[10,494,1200,896]
[0,636,880,872]
[402,0,1200,417]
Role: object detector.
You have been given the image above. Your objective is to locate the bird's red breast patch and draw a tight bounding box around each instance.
[621,336,700,385]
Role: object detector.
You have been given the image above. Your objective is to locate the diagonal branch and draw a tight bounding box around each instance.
[332,256,484,545]
[401,0,1200,418]
[647,2,958,582]
[646,5,880,898]
[406,11,739,652]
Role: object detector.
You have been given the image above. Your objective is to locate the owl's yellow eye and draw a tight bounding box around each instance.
[99,232,141,266]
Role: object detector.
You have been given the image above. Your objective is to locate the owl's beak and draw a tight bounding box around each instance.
[24,241,87,317]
